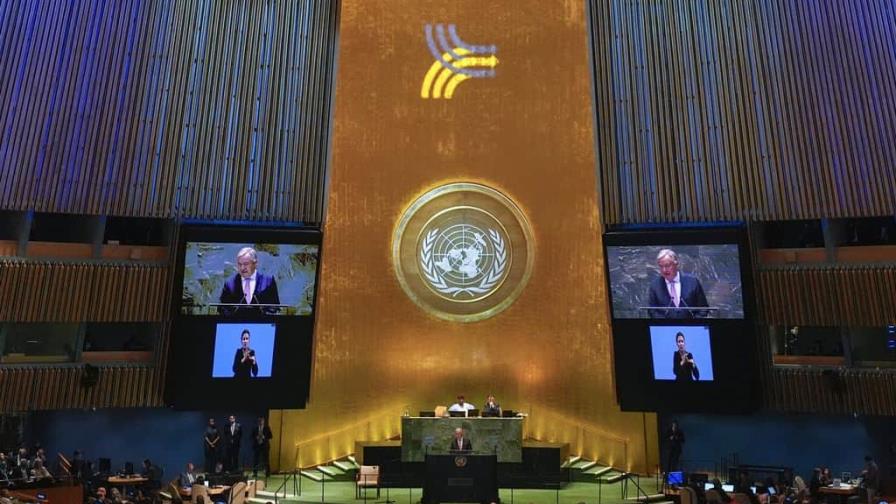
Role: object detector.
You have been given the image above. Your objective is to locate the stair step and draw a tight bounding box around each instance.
[332,460,355,472]
[561,455,582,468]
[316,465,344,477]
[299,469,330,482]
[347,455,359,467]
[577,460,599,472]
[587,466,615,476]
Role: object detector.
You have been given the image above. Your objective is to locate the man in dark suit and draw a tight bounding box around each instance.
[449,427,472,451]
[251,417,273,478]
[648,249,709,319]
[224,415,243,471]
[218,247,281,315]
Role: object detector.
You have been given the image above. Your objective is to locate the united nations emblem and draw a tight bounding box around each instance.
[393,183,534,322]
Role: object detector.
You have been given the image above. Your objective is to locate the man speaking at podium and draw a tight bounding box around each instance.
[647,249,708,319]
[449,427,472,452]
[218,247,281,315]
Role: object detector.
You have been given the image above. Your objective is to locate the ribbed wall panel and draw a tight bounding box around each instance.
[0,0,337,223]
[763,367,896,415]
[590,0,896,224]
[0,260,168,322]
[0,365,163,412]
[756,266,896,326]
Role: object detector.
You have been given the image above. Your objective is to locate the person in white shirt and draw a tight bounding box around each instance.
[447,395,476,416]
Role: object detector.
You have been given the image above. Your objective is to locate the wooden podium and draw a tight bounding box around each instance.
[423,453,498,504]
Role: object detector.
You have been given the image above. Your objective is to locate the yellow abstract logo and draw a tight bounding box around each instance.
[421,24,498,99]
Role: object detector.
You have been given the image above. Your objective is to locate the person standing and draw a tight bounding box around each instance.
[251,417,273,478]
[861,455,879,504]
[203,418,221,473]
[665,420,685,475]
[224,415,243,472]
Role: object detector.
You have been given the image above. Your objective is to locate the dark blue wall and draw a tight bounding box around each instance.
[27,408,265,481]
[658,413,896,483]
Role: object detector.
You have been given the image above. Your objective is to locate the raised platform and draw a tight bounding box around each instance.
[358,440,569,489]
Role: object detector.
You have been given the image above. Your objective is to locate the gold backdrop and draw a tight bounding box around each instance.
[270,0,659,474]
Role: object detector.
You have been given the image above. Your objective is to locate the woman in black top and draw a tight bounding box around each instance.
[232,329,259,378]
[673,332,699,381]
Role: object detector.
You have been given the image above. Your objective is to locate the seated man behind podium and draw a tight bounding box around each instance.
[218,247,281,315]
[648,249,709,319]
[449,427,472,452]
[447,395,476,416]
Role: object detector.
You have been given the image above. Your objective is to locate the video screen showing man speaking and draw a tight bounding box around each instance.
[606,244,744,319]
[180,242,319,316]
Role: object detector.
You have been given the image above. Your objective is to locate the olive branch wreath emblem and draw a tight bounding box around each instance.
[420,228,506,297]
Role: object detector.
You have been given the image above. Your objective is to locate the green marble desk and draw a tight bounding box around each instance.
[401,416,523,462]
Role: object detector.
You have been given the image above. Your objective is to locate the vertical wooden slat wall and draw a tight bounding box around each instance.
[756,266,896,326]
[0,366,162,411]
[0,0,337,223]
[590,0,896,224]
[0,260,168,322]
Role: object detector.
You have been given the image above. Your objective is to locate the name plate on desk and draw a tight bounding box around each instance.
[401,416,523,462]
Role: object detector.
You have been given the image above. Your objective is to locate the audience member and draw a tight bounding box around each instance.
[711,478,733,504]
[179,462,197,487]
[29,459,51,480]
[94,486,111,504]
[0,489,14,504]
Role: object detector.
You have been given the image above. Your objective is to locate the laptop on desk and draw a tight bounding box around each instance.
[501,410,516,417]
[448,411,465,417]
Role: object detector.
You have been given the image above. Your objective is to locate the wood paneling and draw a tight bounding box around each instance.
[0,365,162,412]
[0,0,337,223]
[764,366,896,415]
[756,265,896,325]
[590,0,896,224]
[0,259,168,322]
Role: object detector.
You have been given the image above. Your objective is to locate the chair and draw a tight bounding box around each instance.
[160,481,183,503]
[706,489,723,504]
[681,486,698,504]
[228,481,248,504]
[733,493,752,504]
[191,483,210,504]
[434,405,448,417]
[355,465,380,498]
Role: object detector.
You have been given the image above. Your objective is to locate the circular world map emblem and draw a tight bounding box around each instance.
[392,182,534,322]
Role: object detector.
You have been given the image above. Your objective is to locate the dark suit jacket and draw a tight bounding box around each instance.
[647,274,709,319]
[232,348,259,378]
[251,425,273,451]
[448,438,472,451]
[672,351,699,381]
[218,273,281,315]
[225,423,243,448]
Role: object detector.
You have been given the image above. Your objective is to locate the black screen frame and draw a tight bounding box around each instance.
[164,224,322,410]
[603,226,759,413]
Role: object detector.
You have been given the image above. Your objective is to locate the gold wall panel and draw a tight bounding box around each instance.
[271,0,658,473]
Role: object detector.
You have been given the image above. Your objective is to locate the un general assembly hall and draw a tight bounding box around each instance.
[0,0,895,503]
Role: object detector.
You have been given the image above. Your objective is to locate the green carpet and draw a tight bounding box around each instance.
[251,475,664,504]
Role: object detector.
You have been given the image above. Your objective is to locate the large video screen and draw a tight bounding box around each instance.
[181,242,318,316]
[606,245,744,319]
[604,227,758,413]
[165,225,320,410]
